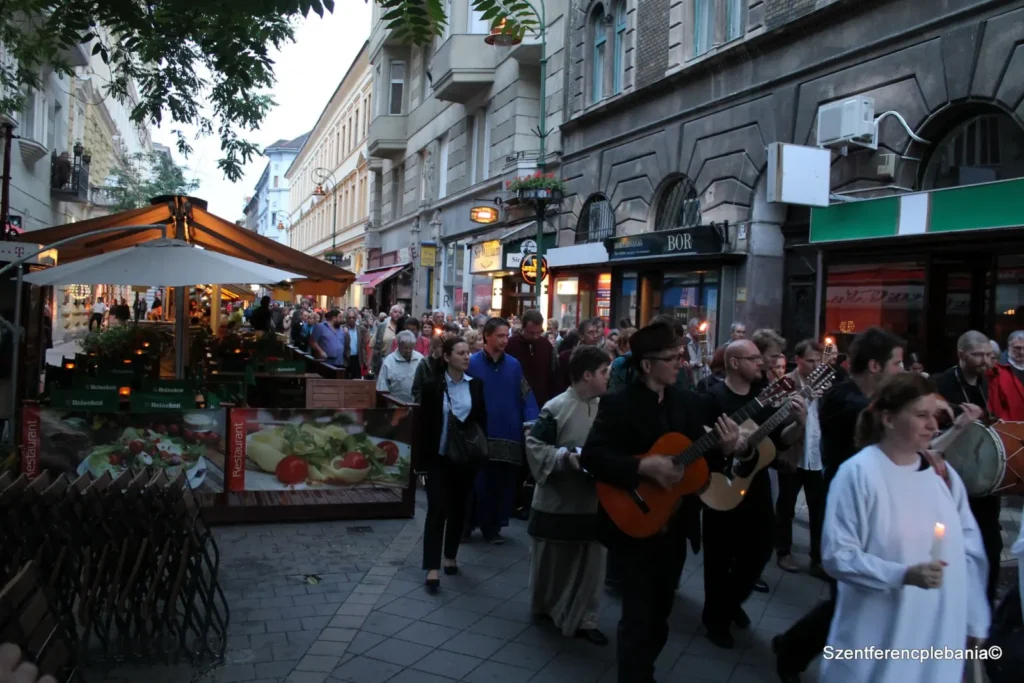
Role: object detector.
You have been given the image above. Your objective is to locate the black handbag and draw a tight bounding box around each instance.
[443,382,488,465]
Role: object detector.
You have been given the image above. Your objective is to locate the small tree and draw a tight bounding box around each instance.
[103,150,200,211]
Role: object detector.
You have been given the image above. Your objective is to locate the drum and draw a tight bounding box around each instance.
[944,421,1024,496]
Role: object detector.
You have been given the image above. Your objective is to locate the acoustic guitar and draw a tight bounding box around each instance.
[701,362,835,511]
[594,378,796,539]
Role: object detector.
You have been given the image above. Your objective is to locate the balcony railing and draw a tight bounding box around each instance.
[50,152,90,203]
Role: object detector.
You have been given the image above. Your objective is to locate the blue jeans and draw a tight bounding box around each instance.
[473,460,518,538]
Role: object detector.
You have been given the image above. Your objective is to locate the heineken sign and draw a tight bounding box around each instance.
[130,392,197,413]
[604,225,721,262]
[72,375,127,392]
[50,390,119,412]
[141,379,192,395]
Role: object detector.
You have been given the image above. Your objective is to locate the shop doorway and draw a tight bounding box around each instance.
[926,254,991,368]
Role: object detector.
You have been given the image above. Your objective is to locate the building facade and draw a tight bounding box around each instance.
[253,134,307,244]
[242,195,259,233]
[364,0,570,319]
[285,42,372,310]
[553,0,1024,356]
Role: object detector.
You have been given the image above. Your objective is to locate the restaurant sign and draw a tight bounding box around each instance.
[503,233,556,270]
[470,239,502,273]
[604,225,721,262]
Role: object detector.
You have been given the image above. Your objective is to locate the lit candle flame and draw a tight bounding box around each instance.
[698,321,708,333]
[930,522,945,562]
[934,522,945,538]
[824,336,835,346]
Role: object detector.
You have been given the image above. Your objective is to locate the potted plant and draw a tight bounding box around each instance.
[506,172,566,203]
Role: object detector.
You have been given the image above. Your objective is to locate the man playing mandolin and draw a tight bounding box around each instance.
[581,322,744,683]
[700,337,807,648]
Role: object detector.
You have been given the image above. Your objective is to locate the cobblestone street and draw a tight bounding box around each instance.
[83,490,1020,683]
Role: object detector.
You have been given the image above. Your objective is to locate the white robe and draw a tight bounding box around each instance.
[820,445,990,683]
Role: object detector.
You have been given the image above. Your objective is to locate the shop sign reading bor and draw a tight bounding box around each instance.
[605,226,720,261]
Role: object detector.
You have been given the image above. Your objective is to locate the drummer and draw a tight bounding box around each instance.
[933,329,1002,604]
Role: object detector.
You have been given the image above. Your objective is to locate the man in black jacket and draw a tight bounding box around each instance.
[581,322,743,683]
[931,329,1000,603]
[772,327,904,682]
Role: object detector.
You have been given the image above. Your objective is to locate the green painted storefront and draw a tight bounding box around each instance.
[807,177,1024,370]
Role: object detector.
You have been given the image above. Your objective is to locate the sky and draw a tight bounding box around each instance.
[151,3,373,220]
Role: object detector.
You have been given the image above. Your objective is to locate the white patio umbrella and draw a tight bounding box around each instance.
[24,238,300,286]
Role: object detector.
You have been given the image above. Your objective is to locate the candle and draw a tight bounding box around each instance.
[930,522,945,562]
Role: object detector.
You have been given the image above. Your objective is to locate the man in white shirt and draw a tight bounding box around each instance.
[376,330,423,403]
[774,339,827,579]
[89,297,107,332]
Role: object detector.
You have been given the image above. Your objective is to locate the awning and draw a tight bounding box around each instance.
[354,264,408,292]
[499,221,556,244]
[13,195,354,297]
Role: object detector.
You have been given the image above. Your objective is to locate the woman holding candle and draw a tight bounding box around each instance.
[819,372,990,683]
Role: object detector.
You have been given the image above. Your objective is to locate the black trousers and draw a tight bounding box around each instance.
[701,474,774,633]
[89,313,103,331]
[616,519,688,683]
[969,494,1003,604]
[774,580,837,673]
[422,457,476,570]
[345,356,361,379]
[774,467,825,564]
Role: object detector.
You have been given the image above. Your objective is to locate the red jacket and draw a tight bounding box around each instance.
[988,364,1024,421]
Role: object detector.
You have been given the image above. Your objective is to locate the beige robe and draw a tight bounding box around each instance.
[525,387,606,635]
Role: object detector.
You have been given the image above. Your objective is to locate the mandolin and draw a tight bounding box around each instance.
[594,378,796,539]
[700,362,835,511]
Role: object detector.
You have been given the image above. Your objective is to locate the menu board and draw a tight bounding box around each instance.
[226,407,414,493]
[20,404,226,492]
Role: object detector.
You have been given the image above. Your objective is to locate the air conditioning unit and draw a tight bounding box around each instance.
[816,96,876,149]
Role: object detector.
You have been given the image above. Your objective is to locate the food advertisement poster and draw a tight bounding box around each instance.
[226,408,414,492]
[20,404,226,492]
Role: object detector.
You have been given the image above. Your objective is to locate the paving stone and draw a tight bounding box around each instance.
[410,650,483,679]
[307,641,347,657]
[384,669,455,683]
[439,632,506,659]
[461,660,536,683]
[265,619,303,634]
[319,628,357,643]
[490,641,558,670]
[300,616,332,631]
[329,615,366,629]
[329,655,403,683]
[345,631,386,655]
[213,664,257,682]
[313,603,344,616]
[362,638,432,667]
[669,653,737,682]
[535,652,611,682]
[295,655,339,673]
[281,605,318,619]
[284,672,328,683]
[393,621,459,648]
[335,603,373,617]
[344,593,380,605]
[361,612,414,637]
[445,594,503,615]
[468,615,528,641]
[259,660,299,678]
[420,606,481,630]
[376,597,438,620]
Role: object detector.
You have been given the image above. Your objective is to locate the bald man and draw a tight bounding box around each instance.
[699,339,806,649]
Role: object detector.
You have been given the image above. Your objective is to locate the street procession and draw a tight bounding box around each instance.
[1,1,1024,683]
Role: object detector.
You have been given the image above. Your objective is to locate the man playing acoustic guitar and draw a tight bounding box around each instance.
[581,322,744,683]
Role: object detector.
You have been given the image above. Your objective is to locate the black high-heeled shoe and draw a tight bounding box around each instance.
[425,577,440,593]
[443,565,458,576]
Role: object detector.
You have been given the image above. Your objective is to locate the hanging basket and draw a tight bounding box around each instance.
[516,188,564,203]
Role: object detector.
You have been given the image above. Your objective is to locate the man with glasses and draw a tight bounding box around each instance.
[582,322,744,683]
[934,330,1001,603]
[700,339,806,649]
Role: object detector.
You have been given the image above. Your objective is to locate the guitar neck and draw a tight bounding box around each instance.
[672,392,769,468]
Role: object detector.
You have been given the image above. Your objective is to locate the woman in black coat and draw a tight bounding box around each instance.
[419,335,487,592]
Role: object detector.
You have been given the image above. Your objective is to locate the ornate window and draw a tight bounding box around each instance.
[613,2,627,94]
[654,176,701,231]
[922,113,1024,190]
[575,195,616,244]
[590,5,606,104]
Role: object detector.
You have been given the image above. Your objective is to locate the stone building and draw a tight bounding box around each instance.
[285,42,373,310]
[552,0,1024,355]
[365,0,570,318]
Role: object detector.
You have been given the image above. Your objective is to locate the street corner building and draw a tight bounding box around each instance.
[546,0,1024,363]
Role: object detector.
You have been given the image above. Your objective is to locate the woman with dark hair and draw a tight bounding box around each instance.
[419,336,487,592]
[819,372,989,683]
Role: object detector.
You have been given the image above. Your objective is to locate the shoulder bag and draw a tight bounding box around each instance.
[443,381,488,466]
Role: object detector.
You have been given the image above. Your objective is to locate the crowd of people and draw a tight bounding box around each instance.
[341,305,1024,683]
